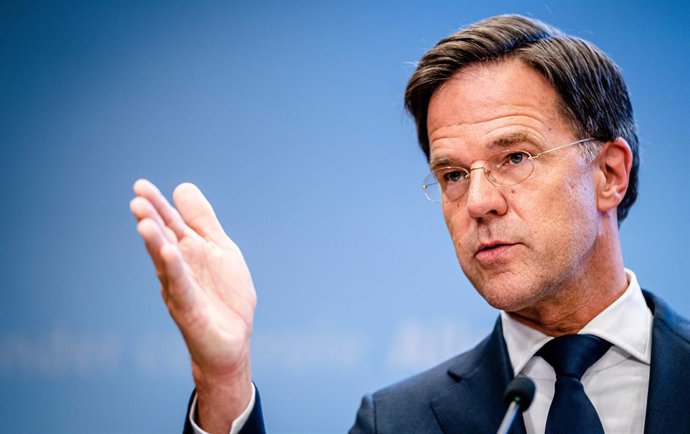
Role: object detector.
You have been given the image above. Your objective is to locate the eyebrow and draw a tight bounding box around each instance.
[429,155,455,170]
[429,131,542,170]
[488,131,537,150]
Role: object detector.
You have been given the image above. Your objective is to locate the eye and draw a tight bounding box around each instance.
[492,151,531,171]
[507,151,528,165]
[442,169,467,183]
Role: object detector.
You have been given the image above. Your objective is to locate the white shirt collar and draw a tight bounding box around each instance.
[500,269,653,375]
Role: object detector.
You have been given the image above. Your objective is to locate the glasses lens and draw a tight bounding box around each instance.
[422,167,470,203]
[422,172,442,202]
[486,150,534,186]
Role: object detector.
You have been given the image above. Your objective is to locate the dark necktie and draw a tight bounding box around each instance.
[538,334,612,434]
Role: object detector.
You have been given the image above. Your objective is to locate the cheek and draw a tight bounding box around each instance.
[563,174,598,218]
[535,174,598,247]
[442,204,468,252]
[442,205,457,237]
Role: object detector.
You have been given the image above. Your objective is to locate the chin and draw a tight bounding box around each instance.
[482,292,531,312]
[472,277,543,313]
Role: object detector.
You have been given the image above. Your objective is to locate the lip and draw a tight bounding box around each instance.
[474,241,518,264]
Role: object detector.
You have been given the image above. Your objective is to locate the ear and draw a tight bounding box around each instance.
[595,138,633,213]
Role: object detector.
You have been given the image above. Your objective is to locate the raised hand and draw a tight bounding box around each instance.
[130,179,255,434]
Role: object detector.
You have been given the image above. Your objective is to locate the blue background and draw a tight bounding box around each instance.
[1,1,688,433]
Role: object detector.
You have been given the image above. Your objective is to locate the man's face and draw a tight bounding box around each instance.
[427,59,601,314]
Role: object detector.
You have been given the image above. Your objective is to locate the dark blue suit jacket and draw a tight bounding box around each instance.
[185,291,690,433]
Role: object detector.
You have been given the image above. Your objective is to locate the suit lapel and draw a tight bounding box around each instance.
[425,291,690,434]
[430,320,527,434]
[643,291,690,434]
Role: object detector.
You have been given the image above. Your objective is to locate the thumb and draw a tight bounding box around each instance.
[173,183,230,245]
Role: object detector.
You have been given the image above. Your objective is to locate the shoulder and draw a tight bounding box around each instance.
[375,331,492,400]
[350,333,496,434]
[643,290,690,343]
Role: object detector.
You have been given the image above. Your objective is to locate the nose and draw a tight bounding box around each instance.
[465,164,508,220]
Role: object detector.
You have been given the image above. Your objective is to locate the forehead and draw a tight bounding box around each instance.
[427,58,572,160]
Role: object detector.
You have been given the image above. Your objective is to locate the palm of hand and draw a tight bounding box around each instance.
[130,179,256,380]
[173,234,256,378]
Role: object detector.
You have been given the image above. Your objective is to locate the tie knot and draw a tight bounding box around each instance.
[538,334,611,380]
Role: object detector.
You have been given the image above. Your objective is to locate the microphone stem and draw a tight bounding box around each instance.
[496,400,519,434]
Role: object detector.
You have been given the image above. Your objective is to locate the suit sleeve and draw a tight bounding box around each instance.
[183,386,266,434]
[349,394,376,434]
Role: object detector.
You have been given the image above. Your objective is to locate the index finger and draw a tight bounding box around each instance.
[133,179,192,241]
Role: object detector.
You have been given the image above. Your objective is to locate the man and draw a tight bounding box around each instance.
[130,15,690,434]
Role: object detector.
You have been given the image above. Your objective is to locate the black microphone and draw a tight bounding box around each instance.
[495,377,536,434]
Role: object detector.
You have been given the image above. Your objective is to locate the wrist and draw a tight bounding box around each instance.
[192,359,253,434]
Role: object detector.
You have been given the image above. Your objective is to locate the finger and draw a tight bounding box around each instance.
[159,242,196,312]
[130,197,178,243]
[173,183,231,246]
[136,218,170,285]
[133,179,191,241]
[139,219,195,315]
